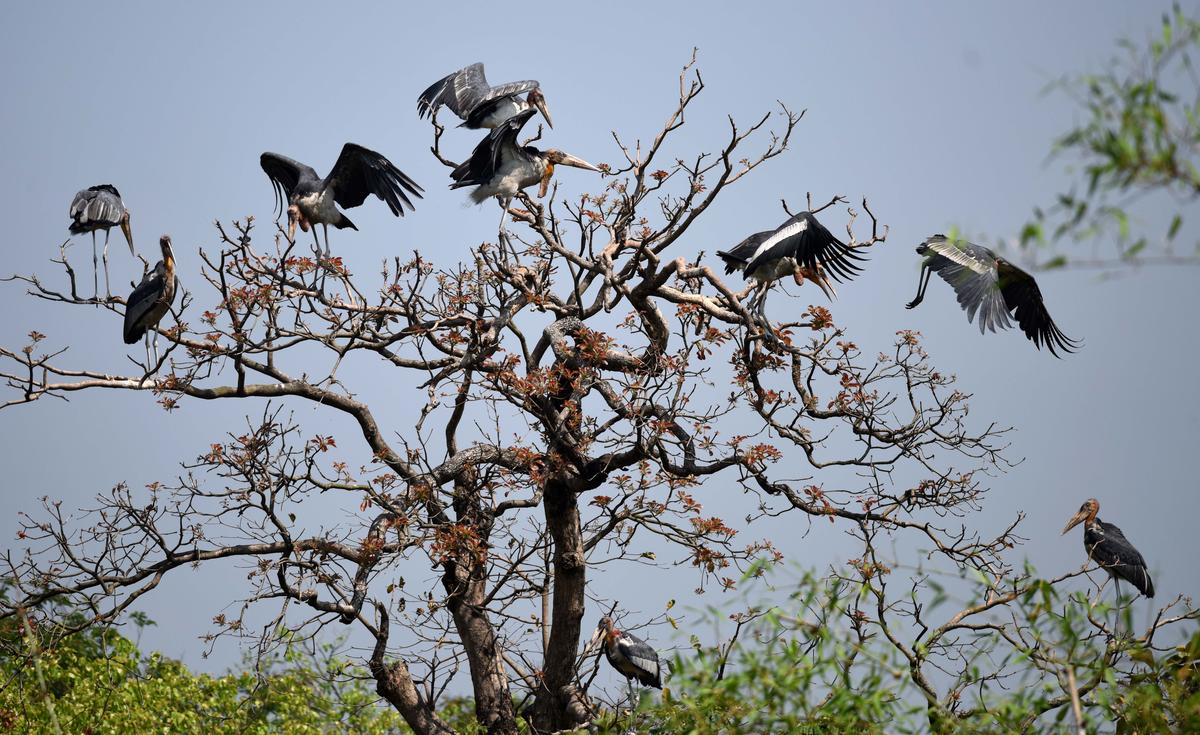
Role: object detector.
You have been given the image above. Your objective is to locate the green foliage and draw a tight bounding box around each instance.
[1025,4,1200,267]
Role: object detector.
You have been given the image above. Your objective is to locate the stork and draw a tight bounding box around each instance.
[716,211,867,317]
[596,616,662,693]
[1062,498,1154,603]
[123,235,179,368]
[68,184,134,300]
[906,235,1081,356]
[260,144,422,256]
[417,62,553,129]
[449,109,599,231]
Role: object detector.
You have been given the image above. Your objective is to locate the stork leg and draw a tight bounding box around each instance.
[321,223,331,258]
[152,332,160,367]
[905,265,932,310]
[91,231,99,303]
[143,333,151,369]
[102,228,112,300]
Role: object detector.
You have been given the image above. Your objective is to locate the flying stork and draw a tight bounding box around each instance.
[69,184,135,300]
[260,144,423,255]
[1062,498,1154,601]
[417,62,553,129]
[716,211,867,314]
[123,235,179,368]
[906,235,1081,356]
[596,616,663,691]
[449,109,599,229]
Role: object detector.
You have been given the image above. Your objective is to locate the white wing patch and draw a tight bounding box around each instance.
[752,216,807,261]
[925,238,992,275]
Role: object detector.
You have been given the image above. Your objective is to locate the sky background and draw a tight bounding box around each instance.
[1,0,1197,689]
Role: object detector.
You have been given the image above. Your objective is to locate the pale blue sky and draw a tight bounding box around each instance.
[1,2,1196,679]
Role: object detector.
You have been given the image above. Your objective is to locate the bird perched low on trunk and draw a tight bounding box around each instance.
[260,144,423,255]
[717,211,867,314]
[417,62,553,129]
[123,235,179,368]
[69,184,135,300]
[906,235,1081,356]
[1062,498,1154,600]
[450,109,599,231]
[596,616,662,689]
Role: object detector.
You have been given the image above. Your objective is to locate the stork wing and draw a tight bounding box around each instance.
[417,62,490,120]
[450,108,536,188]
[919,236,1013,335]
[260,153,317,220]
[123,264,166,344]
[716,231,773,275]
[1088,522,1154,597]
[479,79,538,105]
[326,143,424,216]
[996,260,1081,357]
[69,186,125,229]
[744,212,867,283]
[614,636,661,685]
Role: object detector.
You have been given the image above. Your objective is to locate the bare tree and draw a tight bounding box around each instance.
[0,57,1110,734]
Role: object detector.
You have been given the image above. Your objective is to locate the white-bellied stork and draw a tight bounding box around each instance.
[449,109,599,230]
[906,235,1081,356]
[69,184,135,300]
[596,616,662,690]
[1062,498,1154,601]
[417,62,552,129]
[123,235,179,368]
[717,211,867,315]
[260,144,423,255]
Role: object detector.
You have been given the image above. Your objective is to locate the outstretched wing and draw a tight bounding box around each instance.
[450,108,536,188]
[918,236,1013,335]
[744,212,867,283]
[996,260,1082,357]
[478,79,538,105]
[69,185,125,231]
[326,143,424,216]
[260,153,318,220]
[417,62,490,120]
[716,231,773,275]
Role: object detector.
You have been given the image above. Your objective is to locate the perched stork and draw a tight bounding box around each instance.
[449,109,599,230]
[123,235,179,368]
[1062,498,1154,601]
[417,62,553,129]
[597,616,662,690]
[69,184,135,300]
[260,144,423,255]
[906,235,1081,356]
[716,211,867,314]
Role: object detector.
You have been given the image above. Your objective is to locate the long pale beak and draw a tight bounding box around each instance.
[1061,511,1087,535]
[582,625,604,655]
[287,205,307,241]
[535,96,554,129]
[793,269,838,301]
[558,153,600,172]
[120,213,135,256]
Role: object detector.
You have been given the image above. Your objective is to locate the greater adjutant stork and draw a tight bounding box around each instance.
[1062,498,1154,601]
[69,184,135,300]
[906,236,1081,356]
[449,109,599,228]
[260,144,422,255]
[596,616,663,690]
[716,211,867,314]
[417,62,553,129]
[123,235,179,368]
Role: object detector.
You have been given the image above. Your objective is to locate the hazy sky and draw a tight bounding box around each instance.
[1,1,1196,681]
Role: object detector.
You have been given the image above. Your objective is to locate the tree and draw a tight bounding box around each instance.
[0,57,1194,735]
[1022,3,1200,269]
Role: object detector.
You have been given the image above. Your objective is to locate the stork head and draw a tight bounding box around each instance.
[159,235,175,273]
[597,615,618,642]
[286,204,310,242]
[119,210,135,256]
[793,265,837,301]
[539,150,601,197]
[527,88,553,129]
[1061,498,1100,535]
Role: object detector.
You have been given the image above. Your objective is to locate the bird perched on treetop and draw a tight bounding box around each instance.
[417,62,553,129]
[596,616,663,689]
[1062,498,1154,599]
[69,184,135,300]
[123,235,179,369]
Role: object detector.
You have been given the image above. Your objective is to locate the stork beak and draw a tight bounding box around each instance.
[287,205,306,241]
[814,274,838,301]
[1061,510,1088,535]
[583,625,604,655]
[120,212,135,256]
[558,153,600,173]
[534,96,554,129]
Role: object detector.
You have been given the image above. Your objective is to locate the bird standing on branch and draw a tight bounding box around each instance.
[123,235,179,369]
[69,184,135,301]
[1062,497,1154,601]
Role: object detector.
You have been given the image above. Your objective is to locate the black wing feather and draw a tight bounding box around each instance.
[417,62,490,120]
[450,109,536,189]
[919,237,1013,335]
[996,261,1082,357]
[69,185,126,232]
[260,153,317,220]
[716,231,772,275]
[326,144,424,216]
[123,265,166,344]
[743,212,867,283]
[1086,521,1154,597]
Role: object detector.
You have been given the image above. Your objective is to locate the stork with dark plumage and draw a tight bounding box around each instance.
[716,211,867,319]
[591,615,663,714]
[260,144,423,256]
[69,184,135,301]
[418,62,553,129]
[1062,498,1155,606]
[449,109,599,232]
[906,235,1081,356]
[123,235,179,368]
